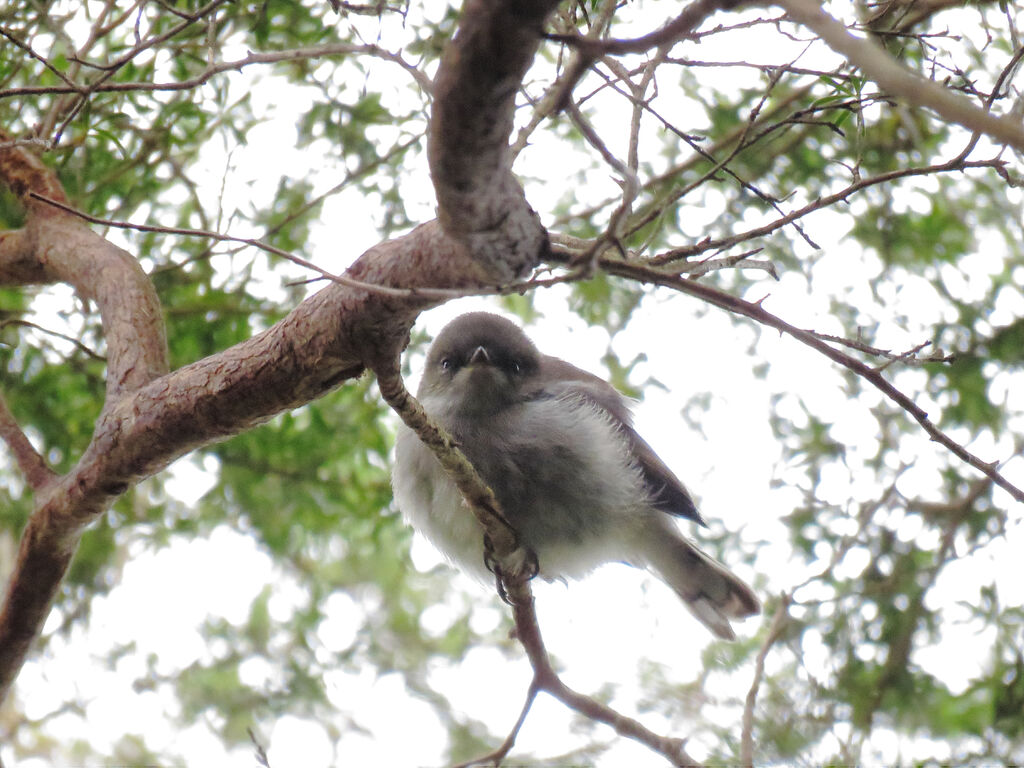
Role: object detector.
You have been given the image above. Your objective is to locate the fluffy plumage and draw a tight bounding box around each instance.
[392,312,759,639]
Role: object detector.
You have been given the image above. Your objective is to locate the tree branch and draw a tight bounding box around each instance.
[547,0,744,56]
[741,594,791,768]
[552,249,1024,504]
[428,0,555,278]
[775,0,1024,152]
[542,0,741,112]
[510,0,619,158]
[507,586,704,767]
[0,318,106,361]
[26,192,470,302]
[0,42,433,99]
[0,133,168,396]
[0,394,56,491]
[647,156,1004,267]
[0,0,560,708]
[452,679,541,768]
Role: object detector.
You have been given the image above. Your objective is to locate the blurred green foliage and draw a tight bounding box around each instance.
[1,0,1023,766]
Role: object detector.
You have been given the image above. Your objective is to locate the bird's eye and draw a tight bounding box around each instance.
[440,358,453,371]
[510,359,522,374]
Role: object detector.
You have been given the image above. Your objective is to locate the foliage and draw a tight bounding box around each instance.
[1,0,1023,766]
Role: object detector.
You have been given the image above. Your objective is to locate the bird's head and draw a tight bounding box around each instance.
[419,312,540,416]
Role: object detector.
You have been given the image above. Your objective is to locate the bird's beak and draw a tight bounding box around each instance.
[469,345,491,366]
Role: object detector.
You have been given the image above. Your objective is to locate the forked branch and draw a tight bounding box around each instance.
[374,362,704,768]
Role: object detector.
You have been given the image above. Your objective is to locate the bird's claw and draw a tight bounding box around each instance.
[483,534,538,604]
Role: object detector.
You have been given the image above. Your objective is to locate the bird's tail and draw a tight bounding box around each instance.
[643,525,760,640]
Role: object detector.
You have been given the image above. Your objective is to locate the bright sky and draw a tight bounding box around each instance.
[4,1,1024,766]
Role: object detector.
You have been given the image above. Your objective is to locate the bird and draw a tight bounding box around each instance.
[392,311,760,639]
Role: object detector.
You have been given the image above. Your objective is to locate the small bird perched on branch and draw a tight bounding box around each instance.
[392,312,759,639]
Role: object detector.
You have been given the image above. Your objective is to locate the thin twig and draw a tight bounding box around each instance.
[453,679,541,768]
[555,137,987,272]
[563,102,638,268]
[0,42,434,99]
[0,393,56,490]
[50,0,235,142]
[258,132,425,243]
[552,82,818,231]
[1,318,107,361]
[26,193,590,303]
[741,593,791,768]
[545,0,739,114]
[70,0,232,74]
[805,330,955,366]
[948,42,1024,163]
[25,192,478,301]
[647,156,1004,266]
[776,0,1024,152]
[665,56,859,80]
[552,248,1024,503]
[510,0,619,158]
[158,131,426,274]
[545,0,743,64]
[0,27,81,91]
[683,248,779,280]
[0,138,53,151]
[505,581,703,767]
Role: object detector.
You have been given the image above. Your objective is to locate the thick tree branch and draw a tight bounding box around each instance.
[428,0,554,279]
[0,135,168,395]
[0,219,495,703]
[35,216,169,396]
[0,0,560,708]
[0,133,67,204]
[0,228,50,285]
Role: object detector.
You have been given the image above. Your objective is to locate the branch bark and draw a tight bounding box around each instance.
[429,0,552,278]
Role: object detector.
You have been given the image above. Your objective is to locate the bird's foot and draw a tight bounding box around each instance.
[483,535,538,604]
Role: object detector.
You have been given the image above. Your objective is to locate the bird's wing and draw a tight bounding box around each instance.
[531,356,706,526]
[626,430,705,525]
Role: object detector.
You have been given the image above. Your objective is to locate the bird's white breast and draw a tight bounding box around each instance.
[392,393,652,582]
